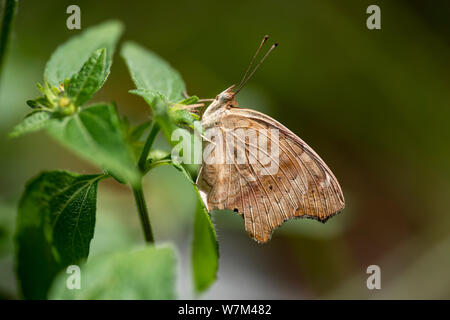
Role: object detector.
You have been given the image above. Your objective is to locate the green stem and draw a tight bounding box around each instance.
[138,122,160,171]
[0,0,18,74]
[144,159,172,174]
[132,182,154,243]
[133,121,160,243]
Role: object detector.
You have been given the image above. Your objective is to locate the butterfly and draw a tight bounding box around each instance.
[195,36,345,243]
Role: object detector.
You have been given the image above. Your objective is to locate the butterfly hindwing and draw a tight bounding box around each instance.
[196,107,345,243]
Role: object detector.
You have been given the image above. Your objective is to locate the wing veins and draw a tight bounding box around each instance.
[230,131,297,214]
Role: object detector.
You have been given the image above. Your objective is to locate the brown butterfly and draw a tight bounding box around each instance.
[195,36,345,243]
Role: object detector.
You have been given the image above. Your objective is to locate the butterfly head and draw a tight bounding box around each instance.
[216,85,236,103]
[202,85,237,128]
[203,35,278,124]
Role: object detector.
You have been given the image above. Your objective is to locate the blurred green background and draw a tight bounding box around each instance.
[1,0,450,299]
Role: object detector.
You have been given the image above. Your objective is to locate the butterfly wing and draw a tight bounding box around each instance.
[196,107,345,243]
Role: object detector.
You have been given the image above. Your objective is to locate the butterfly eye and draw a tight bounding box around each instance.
[215,95,219,100]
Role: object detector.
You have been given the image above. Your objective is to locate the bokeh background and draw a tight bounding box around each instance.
[1,0,450,299]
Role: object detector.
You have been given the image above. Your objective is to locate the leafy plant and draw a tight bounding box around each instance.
[49,245,177,300]
[11,20,218,299]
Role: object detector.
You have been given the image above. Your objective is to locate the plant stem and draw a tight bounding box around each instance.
[144,159,172,174]
[133,121,160,243]
[0,0,18,74]
[132,182,154,243]
[138,122,160,171]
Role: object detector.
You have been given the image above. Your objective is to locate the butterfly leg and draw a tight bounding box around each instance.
[200,134,215,144]
[183,89,214,103]
[177,103,205,116]
[181,103,204,110]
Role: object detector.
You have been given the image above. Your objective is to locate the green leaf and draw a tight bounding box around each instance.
[171,163,218,293]
[46,104,139,184]
[15,171,103,299]
[67,48,107,106]
[44,20,123,87]
[129,90,199,146]
[122,41,218,292]
[47,103,140,185]
[179,95,199,105]
[121,41,186,102]
[48,245,177,299]
[192,199,219,293]
[147,149,170,162]
[146,160,219,293]
[9,111,51,138]
[130,89,178,143]
[169,107,200,128]
[26,96,52,109]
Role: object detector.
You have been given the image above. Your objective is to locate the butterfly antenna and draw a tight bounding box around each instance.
[237,35,269,89]
[235,42,278,94]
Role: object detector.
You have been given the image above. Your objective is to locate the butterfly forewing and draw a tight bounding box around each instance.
[197,107,345,243]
